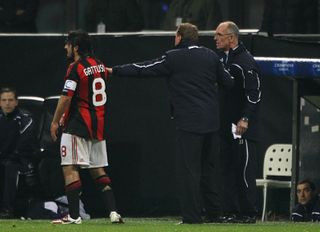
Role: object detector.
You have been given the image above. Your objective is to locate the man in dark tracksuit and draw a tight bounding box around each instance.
[108,23,234,223]
[215,21,261,223]
[0,87,37,218]
[292,180,320,222]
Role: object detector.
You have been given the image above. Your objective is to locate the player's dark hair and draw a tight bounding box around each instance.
[177,23,199,43]
[0,87,18,99]
[65,29,93,57]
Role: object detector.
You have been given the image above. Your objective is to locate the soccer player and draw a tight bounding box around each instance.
[50,29,123,224]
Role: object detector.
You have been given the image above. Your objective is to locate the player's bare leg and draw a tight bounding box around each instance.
[52,165,82,224]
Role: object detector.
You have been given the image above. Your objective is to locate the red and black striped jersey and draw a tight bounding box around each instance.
[61,56,108,140]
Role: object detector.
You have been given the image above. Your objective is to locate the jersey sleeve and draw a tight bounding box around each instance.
[62,63,79,97]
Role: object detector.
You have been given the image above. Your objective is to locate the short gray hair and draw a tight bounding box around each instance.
[225,21,239,38]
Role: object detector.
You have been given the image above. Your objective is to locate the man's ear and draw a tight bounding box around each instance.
[175,34,182,46]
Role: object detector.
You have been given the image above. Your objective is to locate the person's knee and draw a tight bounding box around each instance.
[95,175,112,192]
[89,167,106,179]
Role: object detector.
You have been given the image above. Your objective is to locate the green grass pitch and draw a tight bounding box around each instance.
[1,217,320,232]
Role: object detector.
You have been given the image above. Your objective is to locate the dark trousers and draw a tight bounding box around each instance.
[0,160,20,212]
[175,129,221,223]
[221,138,258,216]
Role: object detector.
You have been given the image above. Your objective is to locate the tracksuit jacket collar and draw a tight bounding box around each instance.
[175,40,198,49]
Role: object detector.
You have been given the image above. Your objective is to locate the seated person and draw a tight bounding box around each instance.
[291,179,320,222]
[0,87,38,218]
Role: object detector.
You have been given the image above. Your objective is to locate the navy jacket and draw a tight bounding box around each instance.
[219,42,261,141]
[113,40,234,133]
[0,108,37,161]
[291,195,320,222]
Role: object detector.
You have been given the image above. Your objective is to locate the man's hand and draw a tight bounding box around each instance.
[51,95,72,142]
[50,121,59,142]
[106,67,113,74]
[236,118,248,135]
[59,113,66,127]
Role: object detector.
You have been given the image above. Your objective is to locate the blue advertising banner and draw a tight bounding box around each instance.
[255,57,320,78]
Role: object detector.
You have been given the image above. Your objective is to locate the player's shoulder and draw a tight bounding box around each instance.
[67,61,78,71]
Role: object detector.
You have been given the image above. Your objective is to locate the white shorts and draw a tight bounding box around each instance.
[60,133,108,168]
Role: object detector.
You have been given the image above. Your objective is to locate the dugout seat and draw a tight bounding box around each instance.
[256,144,292,221]
[17,96,45,139]
[38,96,60,153]
[37,96,65,199]
[16,95,45,178]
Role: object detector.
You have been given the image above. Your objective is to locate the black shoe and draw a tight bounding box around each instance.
[204,215,230,223]
[236,215,256,224]
[221,214,238,223]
